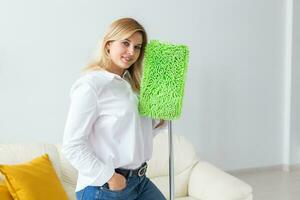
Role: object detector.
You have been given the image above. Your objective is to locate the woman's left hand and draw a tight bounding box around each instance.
[154,120,165,129]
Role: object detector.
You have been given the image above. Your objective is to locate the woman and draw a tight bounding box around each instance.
[62,17,166,200]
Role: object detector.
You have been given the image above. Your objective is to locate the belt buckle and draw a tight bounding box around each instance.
[137,164,147,176]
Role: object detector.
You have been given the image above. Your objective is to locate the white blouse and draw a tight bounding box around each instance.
[62,70,164,192]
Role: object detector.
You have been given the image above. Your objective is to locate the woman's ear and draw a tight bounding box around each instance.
[105,42,111,54]
[106,41,111,47]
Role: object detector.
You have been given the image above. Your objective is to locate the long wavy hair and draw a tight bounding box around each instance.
[82,18,148,92]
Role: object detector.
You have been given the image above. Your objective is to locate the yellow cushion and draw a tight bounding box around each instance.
[0,181,13,200]
[0,154,69,200]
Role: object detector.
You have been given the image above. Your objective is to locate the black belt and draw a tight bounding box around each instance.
[115,162,148,179]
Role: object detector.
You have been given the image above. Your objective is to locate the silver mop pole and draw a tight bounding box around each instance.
[168,120,174,200]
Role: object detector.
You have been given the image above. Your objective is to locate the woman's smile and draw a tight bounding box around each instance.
[121,56,132,64]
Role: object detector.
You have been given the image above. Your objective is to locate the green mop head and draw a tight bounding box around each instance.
[138,40,189,120]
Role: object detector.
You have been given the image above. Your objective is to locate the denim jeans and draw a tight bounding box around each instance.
[76,174,166,200]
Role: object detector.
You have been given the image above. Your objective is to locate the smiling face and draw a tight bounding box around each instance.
[106,31,143,76]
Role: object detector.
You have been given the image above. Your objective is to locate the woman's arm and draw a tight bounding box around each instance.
[61,79,115,186]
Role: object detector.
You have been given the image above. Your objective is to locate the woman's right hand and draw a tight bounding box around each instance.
[107,172,127,191]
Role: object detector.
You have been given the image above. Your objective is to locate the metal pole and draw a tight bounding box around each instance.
[168,120,174,200]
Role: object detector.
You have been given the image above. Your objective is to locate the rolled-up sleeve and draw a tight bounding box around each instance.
[61,79,114,187]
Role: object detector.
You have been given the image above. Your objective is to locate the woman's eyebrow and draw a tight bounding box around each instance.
[124,39,142,46]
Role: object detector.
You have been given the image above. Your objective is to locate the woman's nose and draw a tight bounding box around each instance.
[127,46,135,55]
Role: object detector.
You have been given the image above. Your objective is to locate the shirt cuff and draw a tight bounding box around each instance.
[91,159,115,186]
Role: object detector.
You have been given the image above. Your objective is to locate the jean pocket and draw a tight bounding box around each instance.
[101,182,128,194]
[76,189,85,200]
[76,186,100,200]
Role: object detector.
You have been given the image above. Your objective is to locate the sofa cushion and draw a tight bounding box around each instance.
[147,132,198,178]
[55,144,77,200]
[0,144,62,182]
[188,161,252,200]
[150,164,195,199]
[0,181,13,200]
[0,154,69,200]
[147,131,198,198]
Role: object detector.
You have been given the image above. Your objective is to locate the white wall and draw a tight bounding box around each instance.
[0,0,288,171]
[175,0,287,170]
[290,0,300,165]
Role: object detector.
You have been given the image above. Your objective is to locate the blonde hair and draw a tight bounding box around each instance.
[82,18,148,92]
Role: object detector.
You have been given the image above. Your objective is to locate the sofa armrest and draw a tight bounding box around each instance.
[188,161,253,200]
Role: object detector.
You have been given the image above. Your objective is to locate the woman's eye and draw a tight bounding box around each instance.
[135,46,141,50]
[122,41,130,46]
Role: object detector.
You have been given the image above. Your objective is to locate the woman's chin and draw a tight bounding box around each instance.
[119,62,132,69]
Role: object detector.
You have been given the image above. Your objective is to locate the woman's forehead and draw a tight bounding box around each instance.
[124,32,143,44]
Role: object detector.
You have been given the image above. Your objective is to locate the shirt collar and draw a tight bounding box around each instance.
[122,70,129,78]
[101,69,130,80]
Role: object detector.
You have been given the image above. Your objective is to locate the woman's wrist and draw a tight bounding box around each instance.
[108,172,117,184]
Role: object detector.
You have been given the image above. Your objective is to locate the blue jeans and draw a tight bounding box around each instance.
[76,174,166,200]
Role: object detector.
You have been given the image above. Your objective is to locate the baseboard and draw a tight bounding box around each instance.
[288,163,300,171]
[226,163,300,175]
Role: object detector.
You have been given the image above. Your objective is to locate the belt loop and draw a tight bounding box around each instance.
[128,170,133,177]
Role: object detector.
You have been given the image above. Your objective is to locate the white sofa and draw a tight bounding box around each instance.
[0,131,252,200]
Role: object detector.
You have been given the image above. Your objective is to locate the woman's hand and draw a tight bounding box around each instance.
[107,172,127,191]
[154,119,165,129]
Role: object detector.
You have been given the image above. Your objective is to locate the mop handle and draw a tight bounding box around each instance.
[168,120,174,200]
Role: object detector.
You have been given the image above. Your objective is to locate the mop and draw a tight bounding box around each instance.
[139,40,189,200]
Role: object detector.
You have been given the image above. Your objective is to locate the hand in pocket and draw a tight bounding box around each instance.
[107,172,127,191]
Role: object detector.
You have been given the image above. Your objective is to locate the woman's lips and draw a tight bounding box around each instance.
[122,56,132,63]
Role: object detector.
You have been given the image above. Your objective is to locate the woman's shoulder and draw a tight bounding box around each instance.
[71,70,113,93]
[82,70,113,82]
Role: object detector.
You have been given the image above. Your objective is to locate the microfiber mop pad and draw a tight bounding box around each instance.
[138,40,189,120]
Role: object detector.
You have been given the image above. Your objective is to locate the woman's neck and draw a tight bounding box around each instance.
[105,65,124,77]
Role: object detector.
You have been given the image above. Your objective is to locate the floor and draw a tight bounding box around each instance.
[229,168,300,200]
